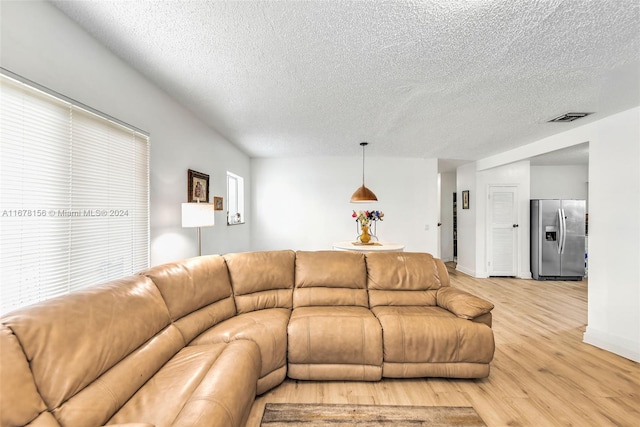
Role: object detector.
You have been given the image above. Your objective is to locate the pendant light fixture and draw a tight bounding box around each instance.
[350,142,378,203]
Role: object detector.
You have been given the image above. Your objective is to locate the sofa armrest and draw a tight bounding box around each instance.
[436,287,494,320]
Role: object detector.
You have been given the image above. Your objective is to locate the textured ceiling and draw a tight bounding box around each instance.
[51,0,639,160]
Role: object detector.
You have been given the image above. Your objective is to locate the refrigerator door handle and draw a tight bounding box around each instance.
[557,208,563,254]
[561,208,567,254]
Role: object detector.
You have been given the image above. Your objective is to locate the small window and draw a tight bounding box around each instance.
[227,171,245,225]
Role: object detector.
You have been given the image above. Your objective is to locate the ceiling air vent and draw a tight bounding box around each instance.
[548,112,593,123]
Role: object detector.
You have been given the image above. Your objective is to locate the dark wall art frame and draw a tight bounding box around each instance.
[187,169,210,203]
[462,190,470,209]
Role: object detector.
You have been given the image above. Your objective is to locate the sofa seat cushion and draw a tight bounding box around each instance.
[108,340,261,427]
[287,306,382,381]
[189,308,290,394]
[372,306,495,365]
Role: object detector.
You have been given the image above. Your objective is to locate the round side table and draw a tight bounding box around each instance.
[332,241,405,252]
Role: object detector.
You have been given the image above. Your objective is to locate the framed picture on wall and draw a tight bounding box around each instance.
[462,190,470,209]
[213,196,223,211]
[187,169,210,203]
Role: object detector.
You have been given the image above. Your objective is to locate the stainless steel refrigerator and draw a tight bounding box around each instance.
[531,199,586,280]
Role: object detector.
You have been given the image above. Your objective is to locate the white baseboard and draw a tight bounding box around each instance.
[455,265,489,278]
[583,327,640,363]
[456,266,529,279]
[455,264,475,277]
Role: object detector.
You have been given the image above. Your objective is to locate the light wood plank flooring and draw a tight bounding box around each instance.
[246,266,640,427]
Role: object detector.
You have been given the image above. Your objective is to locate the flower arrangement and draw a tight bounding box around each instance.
[352,210,384,226]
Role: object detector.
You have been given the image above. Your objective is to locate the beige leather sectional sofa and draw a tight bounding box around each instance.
[1,250,495,427]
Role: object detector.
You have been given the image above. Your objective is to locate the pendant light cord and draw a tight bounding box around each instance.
[362,144,365,185]
[361,142,367,185]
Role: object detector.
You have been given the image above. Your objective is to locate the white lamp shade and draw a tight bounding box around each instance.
[181,203,215,228]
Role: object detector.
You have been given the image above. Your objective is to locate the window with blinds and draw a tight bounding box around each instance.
[0,72,150,315]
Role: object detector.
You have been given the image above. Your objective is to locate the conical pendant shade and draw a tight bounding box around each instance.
[350,142,378,203]
[351,185,378,202]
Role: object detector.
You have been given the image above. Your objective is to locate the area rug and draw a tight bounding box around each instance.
[260,403,487,426]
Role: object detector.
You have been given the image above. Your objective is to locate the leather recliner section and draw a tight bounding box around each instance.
[216,250,295,394]
[365,252,495,378]
[288,251,383,380]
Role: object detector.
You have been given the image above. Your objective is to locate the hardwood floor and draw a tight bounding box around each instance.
[245,266,640,427]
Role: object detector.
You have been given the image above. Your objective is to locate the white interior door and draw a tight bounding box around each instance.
[487,186,518,276]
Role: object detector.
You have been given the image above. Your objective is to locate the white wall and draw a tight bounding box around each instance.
[477,107,640,362]
[251,156,439,253]
[1,1,252,265]
[439,172,456,262]
[531,165,589,203]
[585,107,639,362]
[455,163,477,276]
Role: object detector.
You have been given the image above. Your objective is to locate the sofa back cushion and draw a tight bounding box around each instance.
[0,275,182,426]
[366,252,448,308]
[142,255,236,343]
[0,324,57,426]
[294,251,368,307]
[224,250,295,313]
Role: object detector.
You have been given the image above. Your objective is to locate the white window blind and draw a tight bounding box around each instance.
[0,72,150,315]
